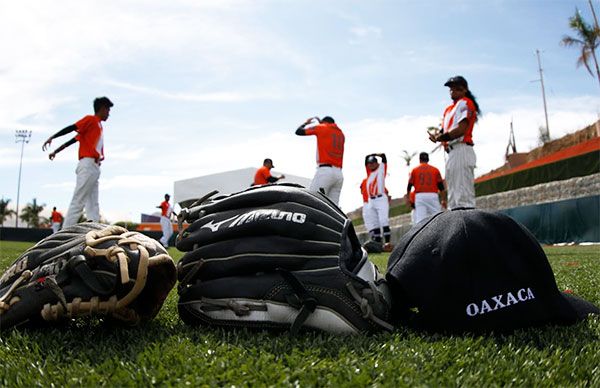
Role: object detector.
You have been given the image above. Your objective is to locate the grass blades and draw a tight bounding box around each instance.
[0,242,598,386]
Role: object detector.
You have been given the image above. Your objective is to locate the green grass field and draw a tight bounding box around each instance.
[0,241,599,386]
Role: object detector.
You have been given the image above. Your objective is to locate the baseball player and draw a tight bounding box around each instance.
[365,153,393,251]
[295,116,345,205]
[253,158,285,186]
[50,207,63,234]
[42,97,114,227]
[157,193,174,248]
[406,152,445,223]
[360,177,390,241]
[408,189,416,224]
[360,178,377,241]
[429,76,480,209]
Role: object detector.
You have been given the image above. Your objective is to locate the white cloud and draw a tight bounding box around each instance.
[104,80,283,103]
[349,25,383,44]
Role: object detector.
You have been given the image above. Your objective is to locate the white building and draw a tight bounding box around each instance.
[174,167,311,207]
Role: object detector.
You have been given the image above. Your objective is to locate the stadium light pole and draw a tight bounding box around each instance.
[535,49,551,140]
[15,130,32,228]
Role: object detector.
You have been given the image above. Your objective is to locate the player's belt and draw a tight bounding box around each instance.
[370,194,383,199]
[447,142,474,152]
[319,164,332,167]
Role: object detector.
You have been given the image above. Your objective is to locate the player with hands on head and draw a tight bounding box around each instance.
[406,152,445,224]
[42,97,114,227]
[365,153,393,252]
[429,76,480,209]
[253,158,285,186]
[295,116,345,206]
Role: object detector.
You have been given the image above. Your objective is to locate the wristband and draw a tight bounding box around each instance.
[438,133,452,142]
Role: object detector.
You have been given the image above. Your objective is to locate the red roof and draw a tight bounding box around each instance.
[476,137,600,183]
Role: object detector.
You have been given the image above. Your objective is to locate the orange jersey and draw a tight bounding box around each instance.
[304,123,345,168]
[360,179,369,203]
[253,166,272,185]
[409,163,443,193]
[442,97,477,144]
[366,163,388,197]
[361,178,388,203]
[51,211,63,223]
[75,115,104,160]
[409,190,416,205]
[159,201,171,217]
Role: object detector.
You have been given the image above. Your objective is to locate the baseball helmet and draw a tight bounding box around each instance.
[444,76,468,89]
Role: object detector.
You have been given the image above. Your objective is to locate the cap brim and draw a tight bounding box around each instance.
[560,292,600,320]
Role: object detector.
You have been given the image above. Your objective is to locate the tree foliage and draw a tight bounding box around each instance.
[0,198,16,227]
[561,8,600,86]
[401,150,417,167]
[19,198,45,228]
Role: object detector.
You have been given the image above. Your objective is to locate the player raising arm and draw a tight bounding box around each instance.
[295,116,345,205]
[42,97,113,227]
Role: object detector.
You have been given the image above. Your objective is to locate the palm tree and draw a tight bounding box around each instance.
[401,150,417,167]
[19,198,45,228]
[0,198,16,227]
[561,8,600,87]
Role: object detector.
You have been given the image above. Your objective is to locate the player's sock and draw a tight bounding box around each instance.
[383,226,391,243]
[371,228,382,243]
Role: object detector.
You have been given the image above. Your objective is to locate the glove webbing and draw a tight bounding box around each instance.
[39,226,172,322]
[277,269,317,335]
[346,282,394,332]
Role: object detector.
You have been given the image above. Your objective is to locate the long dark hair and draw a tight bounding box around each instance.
[465,90,481,119]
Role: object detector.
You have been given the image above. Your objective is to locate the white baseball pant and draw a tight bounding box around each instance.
[51,222,61,234]
[160,215,173,247]
[64,158,101,227]
[361,201,378,232]
[446,143,476,210]
[309,166,343,205]
[368,195,389,228]
[414,192,442,223]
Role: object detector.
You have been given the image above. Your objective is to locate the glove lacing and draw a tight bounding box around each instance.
[39,225,172,323]
[346,282,394,332]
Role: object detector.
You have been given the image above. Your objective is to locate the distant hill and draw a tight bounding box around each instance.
[477,120,599,180]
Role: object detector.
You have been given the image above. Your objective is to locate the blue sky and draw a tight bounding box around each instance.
[1,0,599,224]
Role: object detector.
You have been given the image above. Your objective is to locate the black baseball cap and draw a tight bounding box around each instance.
[366,155,378,164]
[264,158,274,167]
[444,75,468,89]
[386,209,599,333]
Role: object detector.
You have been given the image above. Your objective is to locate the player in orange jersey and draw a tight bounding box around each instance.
[43,97,114,227]
[429,76,480,209]
[365,153,392,251]
[157,193,174,248]
[295,116,345,206]
[407,152,445,223]
[253,158,285,186]
[360,178,378,239]
[50,207,63,234]
[408,189,416,224]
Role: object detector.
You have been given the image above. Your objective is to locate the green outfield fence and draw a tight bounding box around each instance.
[475,149,600,196]
[499,195,600,244]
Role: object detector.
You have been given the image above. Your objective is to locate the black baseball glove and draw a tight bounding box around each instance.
[0,223,177,330]
[175,184,393,335]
